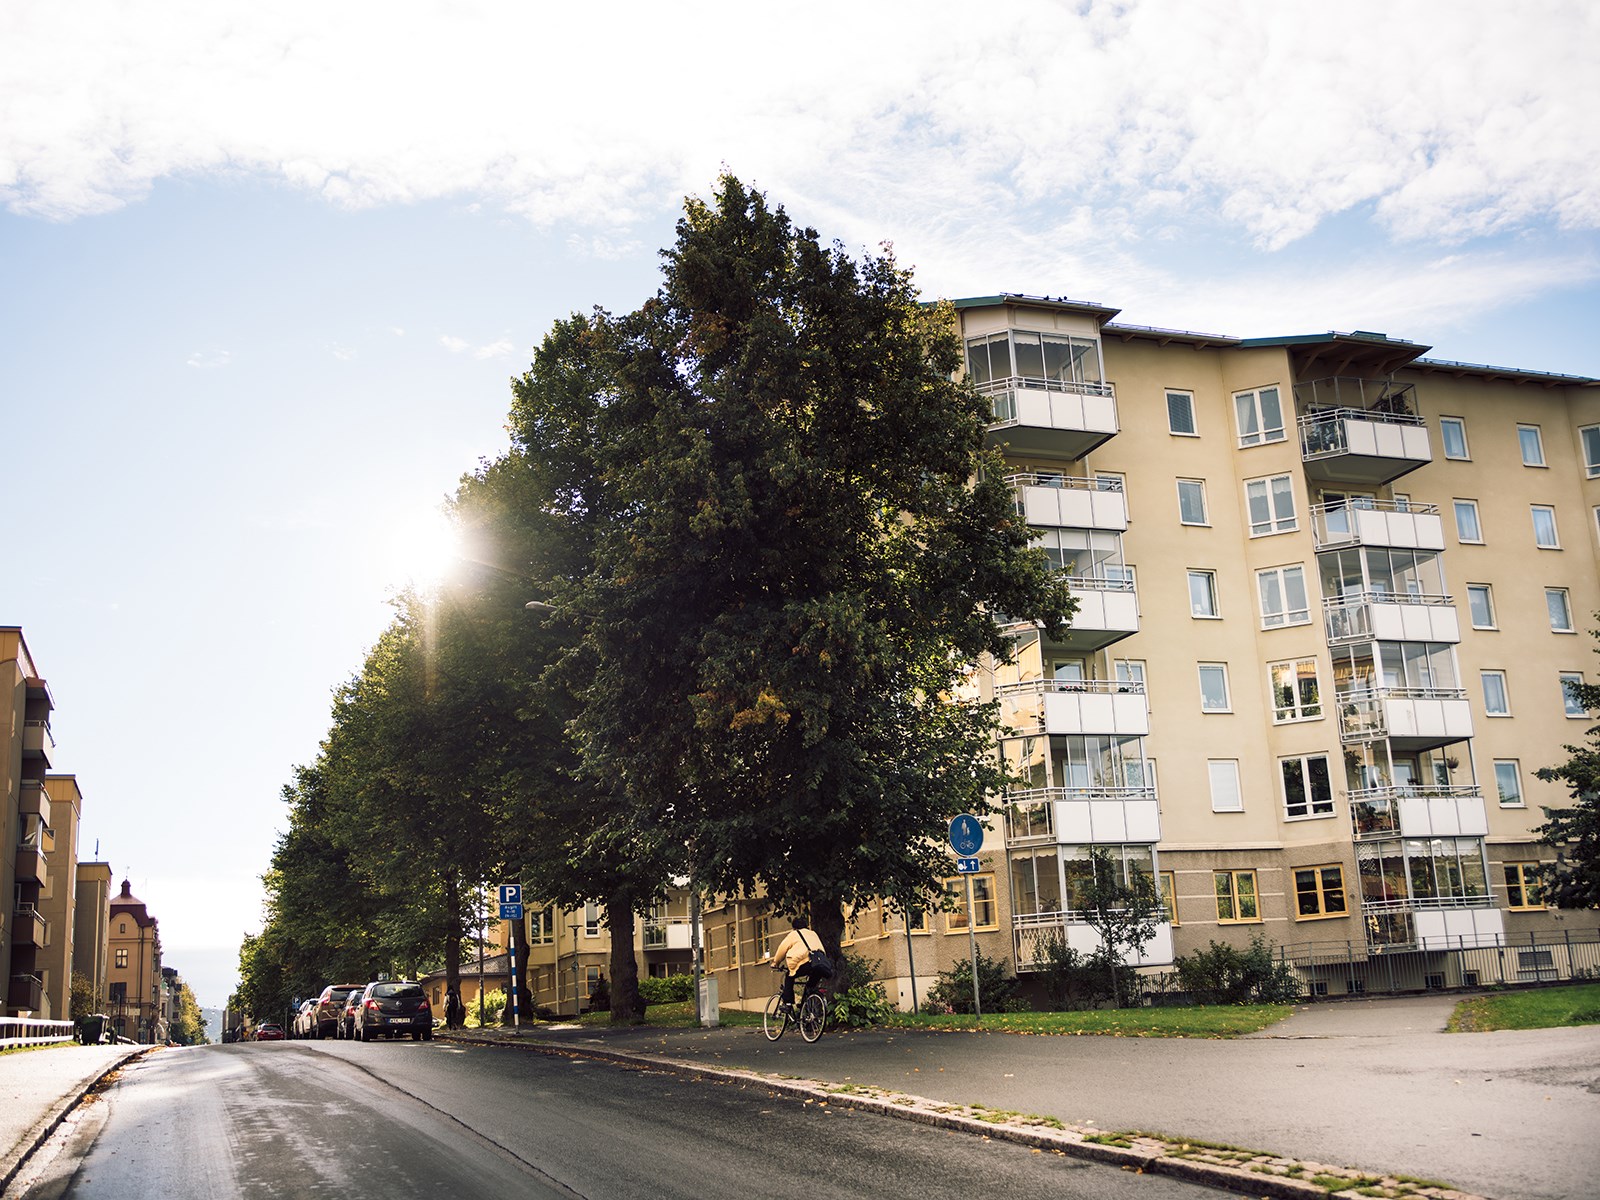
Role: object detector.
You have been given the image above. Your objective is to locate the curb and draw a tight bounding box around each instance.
[436,1030,1485,1200]
[0,1046,147,1195]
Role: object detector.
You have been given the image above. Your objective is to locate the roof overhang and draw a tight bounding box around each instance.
[1238,332,1431,380]
[950,293,1122,326]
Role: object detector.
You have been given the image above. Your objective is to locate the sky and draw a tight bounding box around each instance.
[3,1,1598,1011]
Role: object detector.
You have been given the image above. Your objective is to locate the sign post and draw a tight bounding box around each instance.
[498,884,522,1026]
[948,816,984,1020]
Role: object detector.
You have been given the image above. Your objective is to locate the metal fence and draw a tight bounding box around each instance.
[0,1016,74,1048]
[1274,929,1600,998]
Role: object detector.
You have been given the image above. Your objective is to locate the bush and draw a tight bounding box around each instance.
[467,989,507,1027]
[1175,934,1302,1005]
[827,952,895,1028]
[927,951,1023,1014]
[637,974,694,1005]
[1036,938,1137,1010]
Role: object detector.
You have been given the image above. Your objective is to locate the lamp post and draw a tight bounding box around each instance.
[569,923,582,1017]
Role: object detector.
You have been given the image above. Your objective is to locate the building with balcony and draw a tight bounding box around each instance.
[73,860,112,1013]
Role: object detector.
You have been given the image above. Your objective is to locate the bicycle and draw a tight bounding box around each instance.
[763,971,830,1043]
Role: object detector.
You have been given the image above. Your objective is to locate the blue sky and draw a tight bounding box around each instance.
[3,1,1597,1010]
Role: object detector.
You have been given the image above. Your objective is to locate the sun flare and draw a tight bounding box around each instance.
[382,505,463,594]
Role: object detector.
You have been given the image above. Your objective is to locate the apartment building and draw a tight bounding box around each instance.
[108,879,162,1040]
[38,775,83,1018]
[73,860,112,1012]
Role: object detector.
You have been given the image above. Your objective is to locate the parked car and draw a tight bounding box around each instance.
[337,986,367,1039]
[254,1023,285,1041]
[310,983,364,1040]
[291,999,318,1039]
[352,980,433,1041]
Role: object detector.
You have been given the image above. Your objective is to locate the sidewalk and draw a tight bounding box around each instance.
[0,1042,145,1192]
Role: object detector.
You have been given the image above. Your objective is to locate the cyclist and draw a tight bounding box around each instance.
[768,925,833,1012]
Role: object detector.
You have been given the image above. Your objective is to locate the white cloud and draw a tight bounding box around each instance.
[186,348,232,369]
[438,334,469,354]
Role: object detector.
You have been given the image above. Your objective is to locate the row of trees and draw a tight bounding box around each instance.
[233,175,1075,1022]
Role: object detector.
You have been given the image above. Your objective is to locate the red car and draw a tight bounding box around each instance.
[254,1023,285,1041]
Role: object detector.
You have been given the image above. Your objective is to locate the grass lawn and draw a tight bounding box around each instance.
[570,1000,1288,1037]
[1446,983,1600,1032]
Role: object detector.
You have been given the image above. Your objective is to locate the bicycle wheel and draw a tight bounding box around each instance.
[763,991,787,1041]
[798,993,826,1042]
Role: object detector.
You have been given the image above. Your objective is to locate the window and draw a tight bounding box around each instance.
[1503,863,1544,910]
[1187,569,1219,618]
[1281,755,1334,819]
[1532,505,1560,548]
[1467,584,1496,629]
[1214,870,1260,923]
[1257,565,1310,628]
[1177,479,1208,525]
[1270,659,1322,723]
[1246,474,1297,535]
[530,904,555,944]
[109,982,126,1003]
[1198,663,1231,712]
[1167,390,1197,435]
[1294,865,1348,918]
[1481,670,1510,716]
[1518,425,1546,466]
[119,922,127,935]
[584,900,601,937]
[943,874,997,932]
[1234,386,1285,446]
[1453,499,1482,543]
[1440,416,1469,459]
[584,964,603,995]
[115,948,128,969]
[1208,759,1243,812]
[1493,760,1524,807]
[1114,659,1146,691]
[1158,871,1179,924]
[1547,588,1574,632]
[1561,672,1587,717]
[1583,425,1600,477]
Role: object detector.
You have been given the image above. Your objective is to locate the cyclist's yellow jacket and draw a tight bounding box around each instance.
[768,927,823,976]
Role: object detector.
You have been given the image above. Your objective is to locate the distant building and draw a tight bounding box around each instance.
[73,861,112,1013]
[108,879,162,1041]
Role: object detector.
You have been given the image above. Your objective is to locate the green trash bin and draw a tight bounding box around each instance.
[79,1014,107,1044]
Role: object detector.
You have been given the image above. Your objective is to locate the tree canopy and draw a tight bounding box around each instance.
[1535,631,1600,909]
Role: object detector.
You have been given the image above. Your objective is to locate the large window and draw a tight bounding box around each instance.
[1257,565,1310,628]
[1214,870,1260,923]
[1234,386,1285,447]
[1209,759,1243,812]
[1198,663,1231,712]
[965,330,1103,389]
[1518,424,1546,466]
[1453,499,1483,543]
[1548,588,1574,632]
[584,900,601,937]
[1188,569,1219,618]
[1440,416,1469,459]
[943,874,998,932]
[1159,872,1179,925]
[1493,760,1524,808]
[1281,755,1334,819]
[1561,672,1587,717]
[530,904,556,944]
[1177,478,1208,525]
[1481,670,1510,716]
[1467,584,1496,629]
[1294,865,1347,919]
[115,948,128,969]
[1503,863,1544,910]
[1167,390,1197,435]
[1532,505,1560,548]
[1582,425,1600,477]
[1270,659,1322,723]
[1246,474,1297,536]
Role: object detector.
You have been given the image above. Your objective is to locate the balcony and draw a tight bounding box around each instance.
[13,840,46,884]
[1295,379,1431,486]
[642,921,692,951]
[1005,786,1161,846]
[1323,593,1460,646]
[18,782,50,826]
[1349,785,1488,841]
[1337,687,1473,750]
[7,973,43,1012]
[1054,576,1139,652]
[1362,897,1504,952]
[1010,473,1127,532]
[981,377,1119,460]
[999,679,1149,738]
[10,904,46,950]
[21,720,54,764]
[1014,913,1173,970]
[1311,500,1445,552]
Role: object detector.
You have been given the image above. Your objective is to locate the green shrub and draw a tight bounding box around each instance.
[825,951,894,1027]
[1175,934,1301,1005]
[927,951,1021,1014]
[637,974,695,1005]
[1036,938,1138,1010]
[467,989,507,1027]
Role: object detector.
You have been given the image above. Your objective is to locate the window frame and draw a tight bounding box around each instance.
[1493,760,1524,808]
[1187,569,1219,619]
[1582,425,1600,478]
[1208,759,1243,813]
[1439,416,1469,460]
[1269,658,1323,723]
[1547,587,1574,633]
[1256,564,1311,629]
[1560,671,1587,718]
[1166,389,1198,436]
[1280,754,1336,820]
[1233,385,1286,448]
[1531,504,1560,549]
[1293,864,1348,920]
[1176,478,1209,526]
[1214,870,1261,924]
[1517,424,1546,467]
[115,948,129,969]
[1198,662,1232,713]
[1503,862,1545,911]
[1466,583,1496,630]
[943,873,998,933]
[1453,499,1483,544]
[1481,669,1511,717]
[1245,473,1297,537]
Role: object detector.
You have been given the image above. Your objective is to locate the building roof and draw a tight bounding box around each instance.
[950,293,1122,324]
[110,879,158,928]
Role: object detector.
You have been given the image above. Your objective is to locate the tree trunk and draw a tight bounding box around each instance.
[809,898,846,969]
[606,890,645,1024]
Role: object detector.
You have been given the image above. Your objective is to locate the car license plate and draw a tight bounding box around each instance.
[387,1016,407,1024]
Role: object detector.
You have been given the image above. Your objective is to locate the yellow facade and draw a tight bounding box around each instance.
[107,880,162,1040]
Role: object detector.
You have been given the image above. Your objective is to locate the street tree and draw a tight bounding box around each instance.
[1535,636,1600,908]
[1076,848,1165,1008]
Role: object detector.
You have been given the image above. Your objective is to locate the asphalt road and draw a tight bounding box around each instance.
[22,1040,1227,1199]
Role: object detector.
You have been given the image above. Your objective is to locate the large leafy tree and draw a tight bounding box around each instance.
[1535,634,1600,909]
[569,175,1074,956]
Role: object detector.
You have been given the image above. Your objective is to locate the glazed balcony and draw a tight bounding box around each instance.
[1004,786,1161,846]
[1014,912,1173,970]
[10,904,46,950]
[981,377,1119,461]
[998,679,1149,738]
[1296,379,1431,486]
[1324,593,1460,647]
[1361,896,1504,953]
[1349,785,1488,841]
[1009,473,1128,532]
[1337,686,1473,750]
[642,921,692,951]
[1311,500,1445,552]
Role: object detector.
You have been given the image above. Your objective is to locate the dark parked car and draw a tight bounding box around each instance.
[337,987,367,1039]
[311,983,364,1039]
[353,980,433,1041]
[254,1023,285,1041]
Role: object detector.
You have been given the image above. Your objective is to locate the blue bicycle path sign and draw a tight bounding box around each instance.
[948,814,983,857]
